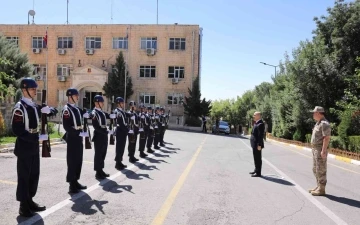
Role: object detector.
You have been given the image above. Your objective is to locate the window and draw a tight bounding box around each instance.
[139,66,156,78]
[168,66,184,78]
[85,37,101,49]
[167,93,183,105]
[36,90,42,102]
[169,38,185,50]
[32,37,45,48]
[57,64,72,76]
[113,37,128,49]
[6,37,19,45]
[140,37,157,49]
[139,93,156,105]
[33,64,47,77]
[58,37,73,48]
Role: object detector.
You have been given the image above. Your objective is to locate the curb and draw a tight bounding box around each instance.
[0,139,65,154]
[268,138,360,166]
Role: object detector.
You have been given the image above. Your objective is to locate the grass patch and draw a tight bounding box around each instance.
[0,132,63,144]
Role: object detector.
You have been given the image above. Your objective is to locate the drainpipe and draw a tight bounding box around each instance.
[191,29,195,90]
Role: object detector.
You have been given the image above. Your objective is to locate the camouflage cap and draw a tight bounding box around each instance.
[310,106,325,113]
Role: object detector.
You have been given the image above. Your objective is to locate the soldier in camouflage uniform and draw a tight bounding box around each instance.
[309,106,331,196]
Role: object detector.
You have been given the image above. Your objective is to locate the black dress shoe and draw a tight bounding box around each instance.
[251,173,261,177]
[96,172,106,180]
[129,157,138,163]
[19,202,35,217]
[154,146,160,149]
[139,152,148,158]
[76,181,87,189]
[249,171,256,175]
[101,170,110,177]
[28,199,46,212]
[160,143,165,147]
[147,148,155,153]
[69,184,79,194]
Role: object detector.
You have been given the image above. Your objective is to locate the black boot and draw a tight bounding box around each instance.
[28,199,46,212]
[115,162,127,170]
[101,170,110,177]
[76,181,87,190]
[19,201,35,217]
[129,157,139,163]
[139,152,148,158]
[147,148,155,153]
[69,182,79,194]
[154,146,160,149]
[96,171,106,180]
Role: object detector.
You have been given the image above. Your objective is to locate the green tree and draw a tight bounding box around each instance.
[0,36,33,86]
[103,51,133,102]
[183,76,211,118]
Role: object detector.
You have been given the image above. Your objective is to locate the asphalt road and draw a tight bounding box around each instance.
[0,130,359,225]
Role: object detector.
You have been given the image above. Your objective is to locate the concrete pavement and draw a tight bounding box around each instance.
[0,130,359,225]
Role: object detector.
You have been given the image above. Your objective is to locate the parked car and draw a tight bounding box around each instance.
[212,120,230,135]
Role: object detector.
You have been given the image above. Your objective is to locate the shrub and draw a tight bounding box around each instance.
[185,117,202,127]
[305,134,312,143]
[292,129,302,141]
[347,136,360,153]
[329,136,345,149]
[0,111,5,137]
[47,122,56,134]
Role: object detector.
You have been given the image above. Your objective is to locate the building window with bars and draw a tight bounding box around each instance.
[139,93,156,105]
[113,37,128,49]
[6,37,19,46]
[58,37,73,48]
[140,37,157,49]
[57,64,72,76]
[168,66,185,78]
[139,65,156,78]
[32,37,45,48]
[167,93,184,105]
[85,37,102,49]
[169,38,186,50]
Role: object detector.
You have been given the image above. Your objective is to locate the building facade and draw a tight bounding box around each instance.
[0,24,203,115]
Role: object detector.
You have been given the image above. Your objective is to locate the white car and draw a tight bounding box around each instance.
[212,121,230,135]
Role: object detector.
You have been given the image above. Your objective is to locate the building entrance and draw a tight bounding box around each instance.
[83,91,102,110]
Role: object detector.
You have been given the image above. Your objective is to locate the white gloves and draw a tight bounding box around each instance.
[139,128,144,132]
[108,130,114,135]
[41,106,51,114]
[83,113,90,118]
[79,132,89,137]
[128,130,134,134]
[131,116,135,120]
[39,134,48,141]
[155,116,159,119]
[110,114,116,119]
[141,115,145,119]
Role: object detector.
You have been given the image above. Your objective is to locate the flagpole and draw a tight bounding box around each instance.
[45,26,48,104]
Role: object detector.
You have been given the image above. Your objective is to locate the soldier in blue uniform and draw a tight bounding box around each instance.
[153,106,161,150]
[62,88,89,193]
[138,104,148,158]
[90,95,116,179]
[145,106,155,153]
[127,101,139,163]
[11,77,57,217]
[113,97,128,170]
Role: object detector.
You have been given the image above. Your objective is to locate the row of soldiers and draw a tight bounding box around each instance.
[11,78,169,217]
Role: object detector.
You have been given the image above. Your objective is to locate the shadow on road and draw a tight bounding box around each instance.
[147,157,169,164]
[121,169,153,180]
[70,193,108,215]
[135,162,159,171]
[163,146,181,150]
[99,179,134,194]
[325,195,360,208]
[261,175,294,186]
[16,214,45,225]
[159,149,178,154]
[153,152,170,158]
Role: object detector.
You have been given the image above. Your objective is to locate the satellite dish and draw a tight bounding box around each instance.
[28,10,35,16]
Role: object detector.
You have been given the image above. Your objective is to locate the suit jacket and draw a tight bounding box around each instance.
[250,119,265,149]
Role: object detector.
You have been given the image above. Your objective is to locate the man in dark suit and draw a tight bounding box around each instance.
[250,111,265,177]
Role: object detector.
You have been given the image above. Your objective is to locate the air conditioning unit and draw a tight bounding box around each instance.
[33,48,41,54]
[86,49,94,55]
[58,76,66,82]
[146,48,155,56]
[35,75,43,81]
[58,49,66,55]
[172,78,179,84]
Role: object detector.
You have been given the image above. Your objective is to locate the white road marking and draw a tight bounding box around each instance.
[19,151,161,225]
[239,138,348,225]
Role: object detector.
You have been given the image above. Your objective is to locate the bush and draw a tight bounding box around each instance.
[47,122,56,134]
[292,129,302,141]
[305,134,311,143]
[348,136,360,153]
[0,111,6,137]
[329,136,345,149]
[15,89,22,102]
[185,117,202,127]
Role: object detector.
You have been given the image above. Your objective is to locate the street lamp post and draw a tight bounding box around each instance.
[260,62,277,77]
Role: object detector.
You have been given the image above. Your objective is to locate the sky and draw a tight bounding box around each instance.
[0,0,338,101]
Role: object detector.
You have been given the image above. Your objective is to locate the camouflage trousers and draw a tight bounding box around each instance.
[312,147,327,185]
